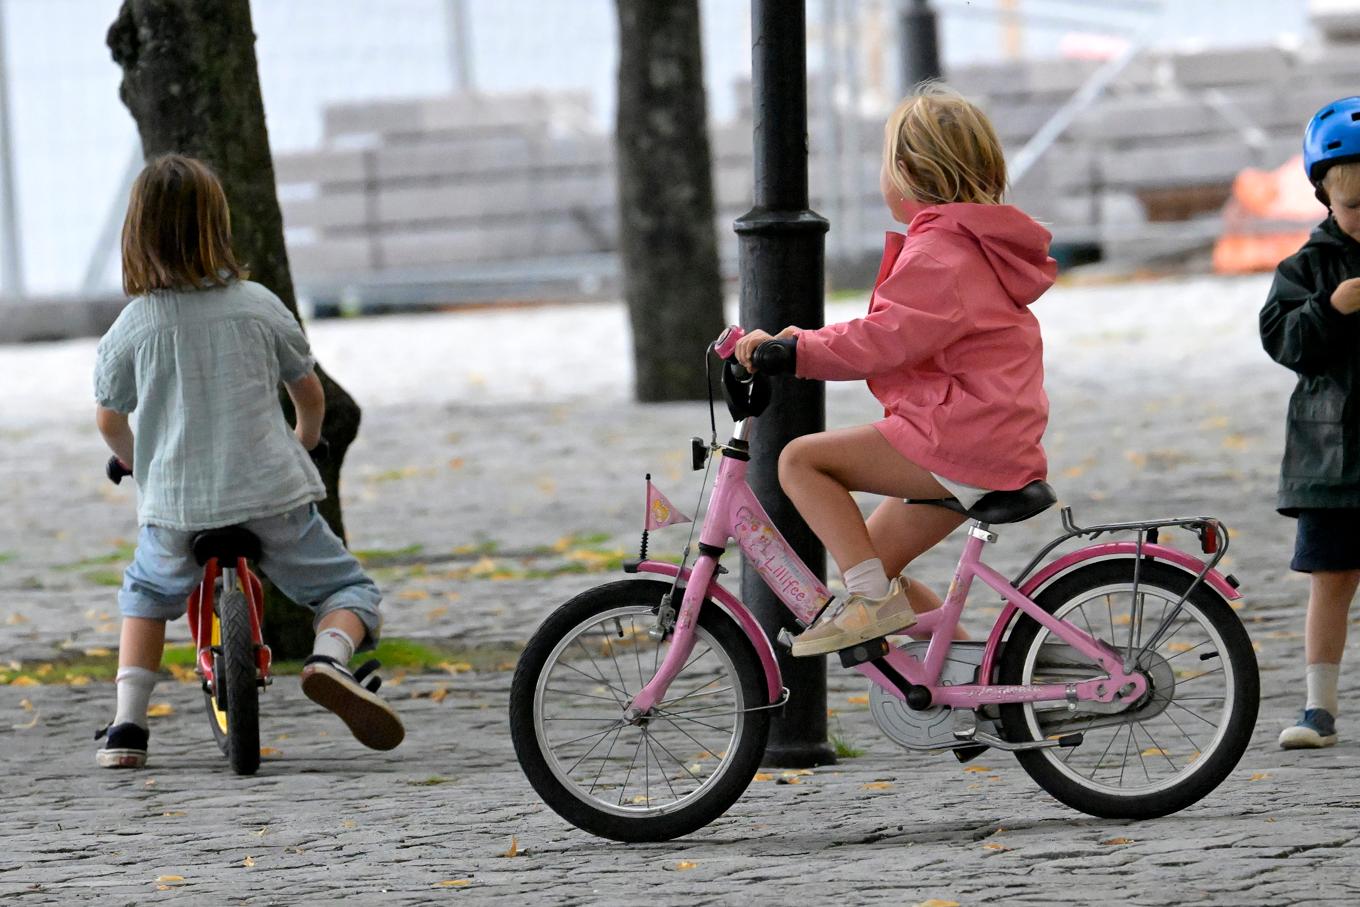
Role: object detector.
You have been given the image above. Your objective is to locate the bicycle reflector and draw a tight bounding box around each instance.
[1198,522,1220,554]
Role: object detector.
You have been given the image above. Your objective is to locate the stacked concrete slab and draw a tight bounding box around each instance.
[274,35,1360,305]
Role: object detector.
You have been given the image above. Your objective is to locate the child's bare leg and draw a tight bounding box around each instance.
[317,609,367,651]
[118,616,167,671]
[778,425,958,573]
[867,498,968,639]
[1305,570,1360,667]
[1304,569,1360,717]
[108,617,166,745]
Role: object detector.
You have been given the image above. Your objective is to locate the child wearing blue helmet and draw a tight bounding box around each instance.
[1260,96,1360,749]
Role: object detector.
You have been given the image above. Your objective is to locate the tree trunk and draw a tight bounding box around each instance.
[615,0,725,402]
[108,0,360,658]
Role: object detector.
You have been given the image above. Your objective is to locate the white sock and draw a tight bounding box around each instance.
[313,627,356,666]
[113,666,158,729]
[843,558,890,599]
[1306,663,1340,715]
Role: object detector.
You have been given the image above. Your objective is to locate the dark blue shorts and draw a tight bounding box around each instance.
[1292,509,1360,573]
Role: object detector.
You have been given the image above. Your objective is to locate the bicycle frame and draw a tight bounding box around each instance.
[186,558,271,694]
[628,419,1155,715]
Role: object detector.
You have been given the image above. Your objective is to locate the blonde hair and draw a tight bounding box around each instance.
[1322,161,1360,203]
[882,83,1007,206]
[120,153,246,296]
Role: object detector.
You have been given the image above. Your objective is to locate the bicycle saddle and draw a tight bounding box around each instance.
[191,526,263,566]
[907,479,1058,524]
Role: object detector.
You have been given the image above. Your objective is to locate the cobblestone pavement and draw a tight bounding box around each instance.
[3,274,1360,903]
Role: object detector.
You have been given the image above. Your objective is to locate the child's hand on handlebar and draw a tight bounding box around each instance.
[735,326,801,370]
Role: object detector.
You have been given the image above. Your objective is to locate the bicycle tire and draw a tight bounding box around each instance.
[997,559,1258,819]
[509,579,771,842]
[219,586,261,776]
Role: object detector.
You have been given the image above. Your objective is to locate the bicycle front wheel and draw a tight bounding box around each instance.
[998,559,1258,819]
[218,587,261,776]
[509,580,771,842]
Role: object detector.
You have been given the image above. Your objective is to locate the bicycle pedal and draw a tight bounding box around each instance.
[775,629,795,651]
[838,637,890,668]
[952,744,989,763]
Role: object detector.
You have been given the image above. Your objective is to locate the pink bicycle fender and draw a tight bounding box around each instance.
[978,542,1242,683]
[632,560,784,704]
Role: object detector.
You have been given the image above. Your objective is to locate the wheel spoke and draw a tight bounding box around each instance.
[617,731,646,807]
[572,638,629,707]
[561,723,627,775]
[588,726,626,795]
[1137,720,1180,774]
[543,686,624,704]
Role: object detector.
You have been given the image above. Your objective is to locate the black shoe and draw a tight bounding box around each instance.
[300,656,406,751]
[96,722,149,768]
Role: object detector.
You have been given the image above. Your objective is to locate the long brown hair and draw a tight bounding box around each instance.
[120,153,246,296]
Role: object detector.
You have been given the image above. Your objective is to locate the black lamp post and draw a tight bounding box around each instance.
[900,0,942,90]
[733,0,835,769]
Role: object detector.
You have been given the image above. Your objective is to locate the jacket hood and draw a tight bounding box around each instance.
[909,203,1057,307]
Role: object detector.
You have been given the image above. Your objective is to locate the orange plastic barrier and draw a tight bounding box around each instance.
[1213,155,1326,275]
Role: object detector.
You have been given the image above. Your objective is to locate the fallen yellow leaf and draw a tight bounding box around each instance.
[962,765,993,773]
[914,900,961,907]
[753,772,774,782]
[502,836,520,858]
[1101,837,1135,845]
[440,662,473,675]
[863,782,893,790]
[147,702,175,718]
[846,695,869,705]
[1140,747,1168,757]
[12,711,38,730]
[19,698,31,711]
[241,856,255,868]
[430,686,450,704]
[983,842,1010,851]
[259,746,282,757]
[155,875,185,883]
[9,676,38,687]
[341,819,358,830]
[674,861,698,871]
[162,811,186,818]
[1249,772,1269,781]
[434,879,471,888]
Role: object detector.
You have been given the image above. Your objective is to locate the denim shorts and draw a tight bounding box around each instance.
[1291,508,1360,574]
[118,504,382,646]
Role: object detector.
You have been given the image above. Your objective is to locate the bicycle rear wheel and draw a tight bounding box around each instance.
[218,586,261,776]
[997,559,1258,819]
[510,580,770,842]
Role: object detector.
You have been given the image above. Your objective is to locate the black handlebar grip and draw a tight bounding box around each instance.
[751,338,796,376]
[106,456,132,485]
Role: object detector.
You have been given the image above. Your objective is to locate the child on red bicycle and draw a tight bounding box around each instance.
[93,154,403,767]
[736,83,1056,656]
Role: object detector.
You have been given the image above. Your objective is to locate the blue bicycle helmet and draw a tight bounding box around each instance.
[1304,96,1360,186]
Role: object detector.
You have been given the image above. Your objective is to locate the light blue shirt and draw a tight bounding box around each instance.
[94,279,326,530]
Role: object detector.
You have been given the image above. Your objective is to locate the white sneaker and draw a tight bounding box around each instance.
[790,578,916,657]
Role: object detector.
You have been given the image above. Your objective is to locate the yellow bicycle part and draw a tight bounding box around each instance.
[209,609,228,735]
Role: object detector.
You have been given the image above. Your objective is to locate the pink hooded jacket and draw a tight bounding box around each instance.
[796,203,1057,490]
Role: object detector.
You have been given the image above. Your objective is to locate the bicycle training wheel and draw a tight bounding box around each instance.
[509,579,771,842]
[997,559,1258,819]
[217,586,261,776]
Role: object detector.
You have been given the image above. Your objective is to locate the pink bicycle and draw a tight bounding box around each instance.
[510,326,1259,842]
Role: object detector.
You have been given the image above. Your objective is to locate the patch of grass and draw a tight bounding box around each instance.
[58,542,137,572]
[0,638,526,687]
[353,543,425,566]
[829,727,865,759]
[83,570,125,587]
[407,776,454,787]
[0,551,16,565]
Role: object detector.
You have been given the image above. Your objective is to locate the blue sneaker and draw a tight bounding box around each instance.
[1278,708,1337,749]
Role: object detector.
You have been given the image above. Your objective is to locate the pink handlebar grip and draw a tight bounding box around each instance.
[713,325,745,359]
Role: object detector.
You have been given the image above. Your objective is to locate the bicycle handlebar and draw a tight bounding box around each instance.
[106,456,132,485]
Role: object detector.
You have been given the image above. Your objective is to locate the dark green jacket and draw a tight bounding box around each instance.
[1260,216,1360,514]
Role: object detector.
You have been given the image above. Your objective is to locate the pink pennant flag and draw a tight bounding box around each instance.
[644,475,692,531]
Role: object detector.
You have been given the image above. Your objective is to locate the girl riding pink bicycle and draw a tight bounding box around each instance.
[509,85,1258,842]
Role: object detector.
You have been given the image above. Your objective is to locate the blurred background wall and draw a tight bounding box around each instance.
[0,0,1346,338]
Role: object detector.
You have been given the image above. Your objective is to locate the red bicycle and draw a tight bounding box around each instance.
[108,457,273,775]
